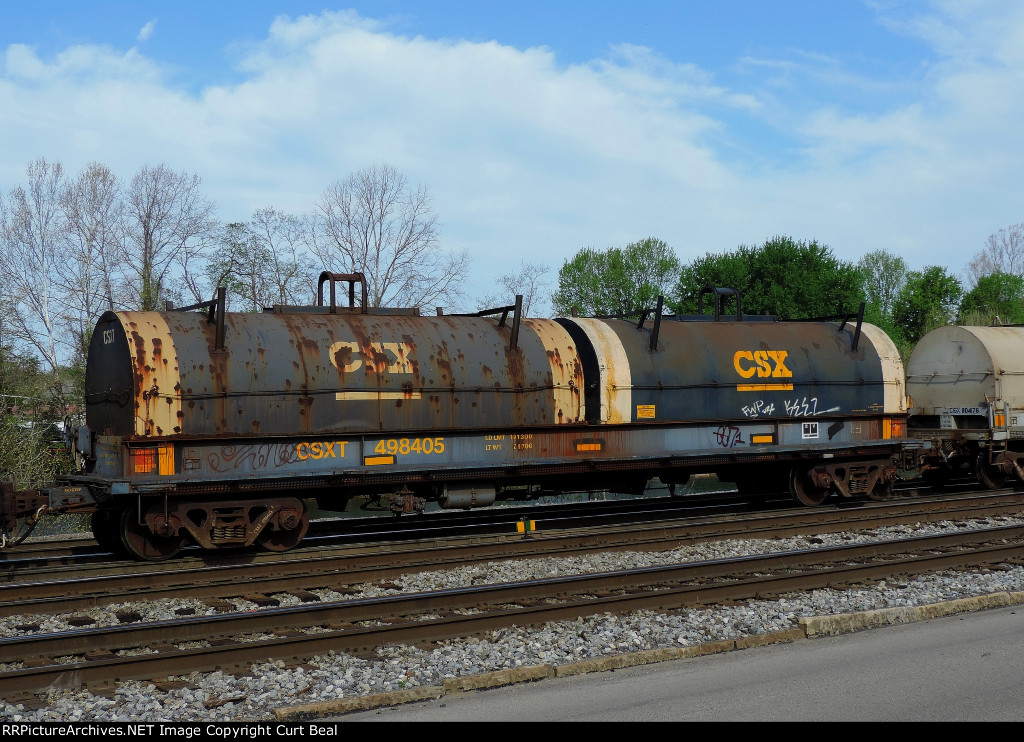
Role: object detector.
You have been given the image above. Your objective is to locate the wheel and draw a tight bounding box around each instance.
[977,454,1006,490]
[91,509,129,556]
[789,466,830,506]
[256,505,309,552]
[120,505,185,561]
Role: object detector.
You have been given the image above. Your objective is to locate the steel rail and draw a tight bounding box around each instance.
[3,491,1024,618]
[1,534,1022,697]
[2,523,1022,673]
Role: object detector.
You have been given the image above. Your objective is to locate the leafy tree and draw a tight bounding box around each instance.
[206,210,318,311]
[0,348,74,488]
[674,236,863,319]
[958,272,1024,325]
[311,163,468,311]
[892,266,963,345]
[552,237,680,316]
[856,249,908,324]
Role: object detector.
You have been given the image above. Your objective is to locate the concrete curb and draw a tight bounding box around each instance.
[274,592,1024,720]
[799,590,1024,637]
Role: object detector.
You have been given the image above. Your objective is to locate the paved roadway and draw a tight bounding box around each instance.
[334,604,1024,721]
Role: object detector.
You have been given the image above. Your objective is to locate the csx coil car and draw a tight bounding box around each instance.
[907,325,1024,488]
[0,277,913,560]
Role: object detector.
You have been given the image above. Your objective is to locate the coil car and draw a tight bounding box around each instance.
[1,276,914,559]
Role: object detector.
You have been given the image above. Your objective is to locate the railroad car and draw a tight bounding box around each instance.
[907,325,1024,488]
[0,275,914,560]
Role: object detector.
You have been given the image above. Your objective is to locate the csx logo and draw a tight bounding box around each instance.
[103,329,116,345]
[329,341,413,374]
[733,350,792,379]
[296,441,348,460]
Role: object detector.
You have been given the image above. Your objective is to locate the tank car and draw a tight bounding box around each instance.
[906,324,1024,488]
[0,276,915,560]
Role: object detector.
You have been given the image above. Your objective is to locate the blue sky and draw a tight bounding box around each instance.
[2,1,1022,311]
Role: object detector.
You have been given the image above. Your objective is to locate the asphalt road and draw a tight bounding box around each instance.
[335,604,1024,721]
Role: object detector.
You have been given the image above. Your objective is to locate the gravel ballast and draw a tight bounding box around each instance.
[2,514,1023,722]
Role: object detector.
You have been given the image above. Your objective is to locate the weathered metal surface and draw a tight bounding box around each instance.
[85,312,585,439]
[562,317,899,424]
[559,318,632,423]
[908,325,1024,415]
[905,326,1024,480]
[80,420,903,500]
[858,324,906,414]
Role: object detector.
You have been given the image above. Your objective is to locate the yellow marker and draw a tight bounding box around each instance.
[516,519,536,534]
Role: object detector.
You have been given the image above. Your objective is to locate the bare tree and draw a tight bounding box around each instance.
[123,164,218,310]
[57,162,125,359]
[965,223,1024,288]
[0,158,68,372]
[477,261,551,317]
[312,164,468,310]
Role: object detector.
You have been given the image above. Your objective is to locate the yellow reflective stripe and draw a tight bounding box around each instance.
[158,444,175,475]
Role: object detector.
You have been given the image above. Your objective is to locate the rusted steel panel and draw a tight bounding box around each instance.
[86,311,585,439]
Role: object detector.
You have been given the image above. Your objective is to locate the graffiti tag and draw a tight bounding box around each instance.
[714,425,745,448]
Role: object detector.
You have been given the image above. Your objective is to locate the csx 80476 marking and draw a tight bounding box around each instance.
[374,437,446,456]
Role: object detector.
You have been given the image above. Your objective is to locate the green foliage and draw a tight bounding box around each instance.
[674,236,864,319]
[552,237,681,316]
[958,272,1024,325]
[0,349,75,488]
[206,222,264,310]
[891,266,963,345]
[856,249,908,324]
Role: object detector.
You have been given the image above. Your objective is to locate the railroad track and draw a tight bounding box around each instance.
[1,489,1022,620]
[1,521,1022,699]
[1,477,960,566]
[0,489,760,566]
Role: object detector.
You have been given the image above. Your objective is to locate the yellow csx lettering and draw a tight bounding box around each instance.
[329,341,413,374]
[296,441,348,460]
[733,350,792,379]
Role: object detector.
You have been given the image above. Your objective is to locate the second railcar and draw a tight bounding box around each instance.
[907,324,1024,488]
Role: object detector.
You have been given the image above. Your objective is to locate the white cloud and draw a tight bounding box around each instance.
[137,20,157,43]
[2,5,1024,301]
